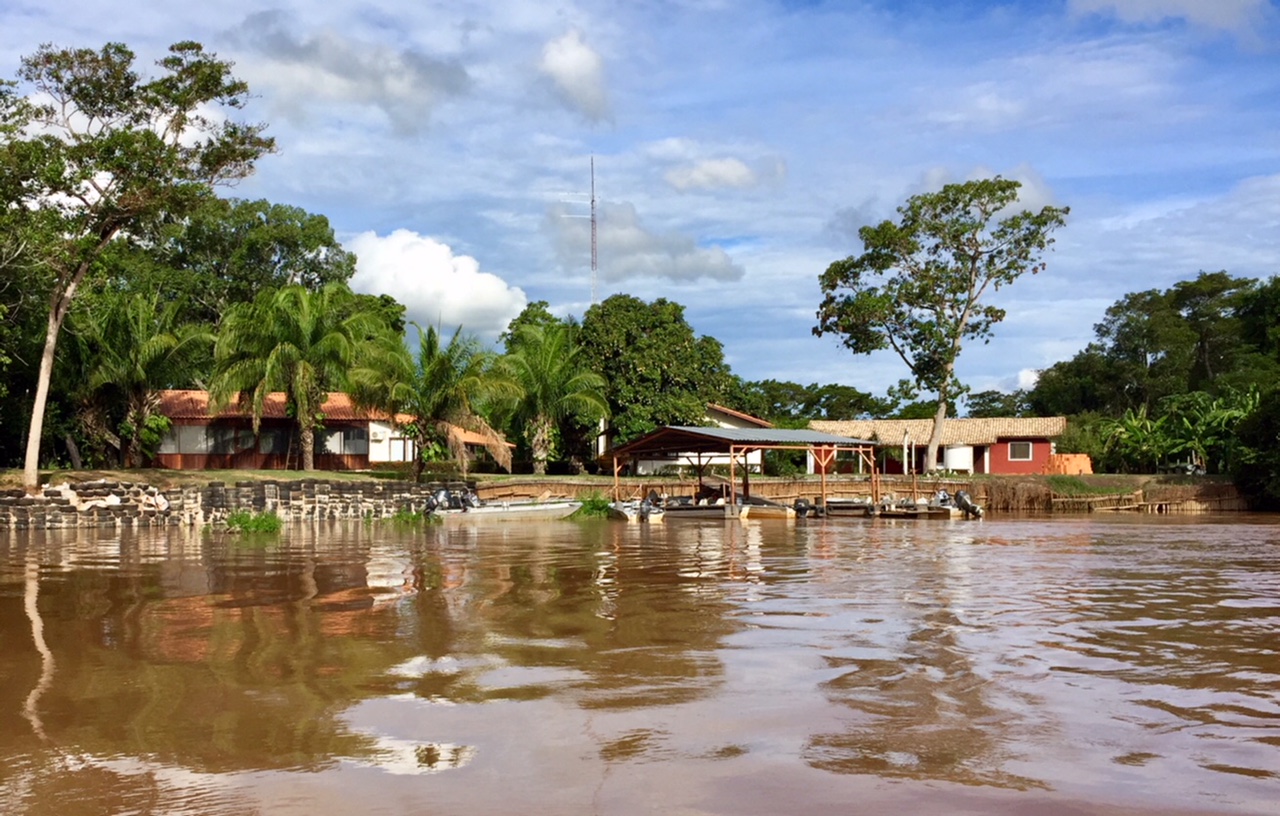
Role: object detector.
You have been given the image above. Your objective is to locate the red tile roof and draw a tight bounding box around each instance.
[156,390,512,449]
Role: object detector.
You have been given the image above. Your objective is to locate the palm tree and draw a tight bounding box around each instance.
[79,292,213,467]
[351,323,517,480]
[499,323,608,475]
[211,283,388,471]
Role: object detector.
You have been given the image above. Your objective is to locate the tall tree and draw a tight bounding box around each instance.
[499,323,608,475]
[211,284,387,472]
[351,324,516,480]
[152,197,356,324]
[0,41,274,488]
[75,291,213,467]
[1092,289,1196,410]
[965,389,1028,418]
[579,294,735,442]
[815,177,1068,471]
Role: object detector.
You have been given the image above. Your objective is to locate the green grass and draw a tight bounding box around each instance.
[570,491,613,519]
[1045,475,1136,497]
[225,510,283,533]
[384,508,440,526]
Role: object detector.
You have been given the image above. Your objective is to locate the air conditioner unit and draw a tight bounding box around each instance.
[370,431,386,442]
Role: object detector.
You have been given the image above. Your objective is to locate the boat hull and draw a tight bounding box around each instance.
[661,503,749,520]
[434,500,581,523]
[608,501,665,523]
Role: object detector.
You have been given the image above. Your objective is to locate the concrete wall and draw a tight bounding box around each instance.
[0,479,465,530]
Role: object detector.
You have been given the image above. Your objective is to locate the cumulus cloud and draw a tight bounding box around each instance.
[229,11,470,134]
[665,157,758,191]
[1068,0,1269,31]
[348,230,527,338]
[539,29,610,122]
[547,201,744,283]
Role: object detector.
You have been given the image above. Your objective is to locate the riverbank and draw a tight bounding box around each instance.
[0,469,1251,530]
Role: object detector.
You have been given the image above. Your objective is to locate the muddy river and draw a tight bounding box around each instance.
[1,514,1277,815]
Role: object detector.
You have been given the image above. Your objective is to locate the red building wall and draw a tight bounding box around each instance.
[987,438,1053,475]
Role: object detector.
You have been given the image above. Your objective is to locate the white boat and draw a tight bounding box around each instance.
[660,500,749,520]
[608,500,665,523]
[427,488,581,522]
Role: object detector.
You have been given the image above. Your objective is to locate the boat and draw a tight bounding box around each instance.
[806,490,983,520]
[821,497,876,517]
[608,498,666,523]
[739,495,795,520]
[659,497,749,520]
[426,487,581,522]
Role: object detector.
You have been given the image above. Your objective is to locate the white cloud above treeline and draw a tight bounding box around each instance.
[348,230,527,338]
[546,201,744,284]
[228,10,471,134]
[539,29,610,122]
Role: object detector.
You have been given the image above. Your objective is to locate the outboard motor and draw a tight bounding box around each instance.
[463,490,483,509]
[955,490,984,519]
[935,489,952,506]
[793,497,812,518]
[431,487,451,511]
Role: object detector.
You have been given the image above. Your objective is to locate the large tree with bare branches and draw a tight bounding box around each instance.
[0,41,274,489]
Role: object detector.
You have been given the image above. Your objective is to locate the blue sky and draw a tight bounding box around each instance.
[4,0,1279,407]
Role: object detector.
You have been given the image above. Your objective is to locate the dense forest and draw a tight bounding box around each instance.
[4,40,1280,504]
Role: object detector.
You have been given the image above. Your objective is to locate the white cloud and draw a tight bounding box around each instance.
[1068,0,1270,31]
[348,230,527,338]
[547,201,744,284]
[538,29,610,122]
[665,157,758,191]
[229,11,470,134]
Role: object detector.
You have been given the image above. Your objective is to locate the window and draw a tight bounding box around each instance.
[320,426,369,456]
[210,426,254,455]
[258,429,288,454]
[1008,441,1033,461]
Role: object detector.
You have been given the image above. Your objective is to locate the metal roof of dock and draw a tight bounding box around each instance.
[610,426,875,457]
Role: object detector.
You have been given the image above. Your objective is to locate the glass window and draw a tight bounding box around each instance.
[259,429,287,454]
[320,429,344,455]
[159,428,180,454]
[344,427,369,456]
[210,425,252,454]
[178,425,210,454]
[1008,441,1033,461]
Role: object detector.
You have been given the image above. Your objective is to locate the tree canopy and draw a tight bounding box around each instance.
[1,40,274,488]
[815,177,1068,470]
[578,294,735,443]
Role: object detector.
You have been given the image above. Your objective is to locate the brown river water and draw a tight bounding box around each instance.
[1,515,1277,815]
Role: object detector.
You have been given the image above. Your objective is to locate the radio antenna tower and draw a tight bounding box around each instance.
[590,156,598,305]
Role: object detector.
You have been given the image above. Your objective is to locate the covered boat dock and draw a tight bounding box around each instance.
[607,426,880,512]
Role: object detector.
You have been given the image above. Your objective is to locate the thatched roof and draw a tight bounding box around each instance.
[809,417,1067,446]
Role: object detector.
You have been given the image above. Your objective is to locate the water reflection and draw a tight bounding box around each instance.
[0,516,1278,814]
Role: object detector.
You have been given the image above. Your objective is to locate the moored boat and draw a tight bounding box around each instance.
[427,487,581,522]
[608,499,666,523]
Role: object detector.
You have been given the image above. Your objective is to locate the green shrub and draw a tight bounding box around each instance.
[225,510,283,533]
[571,491,613,519]
[386,508,439,526]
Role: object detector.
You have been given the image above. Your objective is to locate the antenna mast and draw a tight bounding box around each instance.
[590,156,598,305]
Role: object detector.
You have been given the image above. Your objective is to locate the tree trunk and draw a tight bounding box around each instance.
[412,431,426,483]
[22,243,113,490]
[301,425,315,471]
[925,398,948,473]
[531,415,553,476]
[22,303,67,490]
